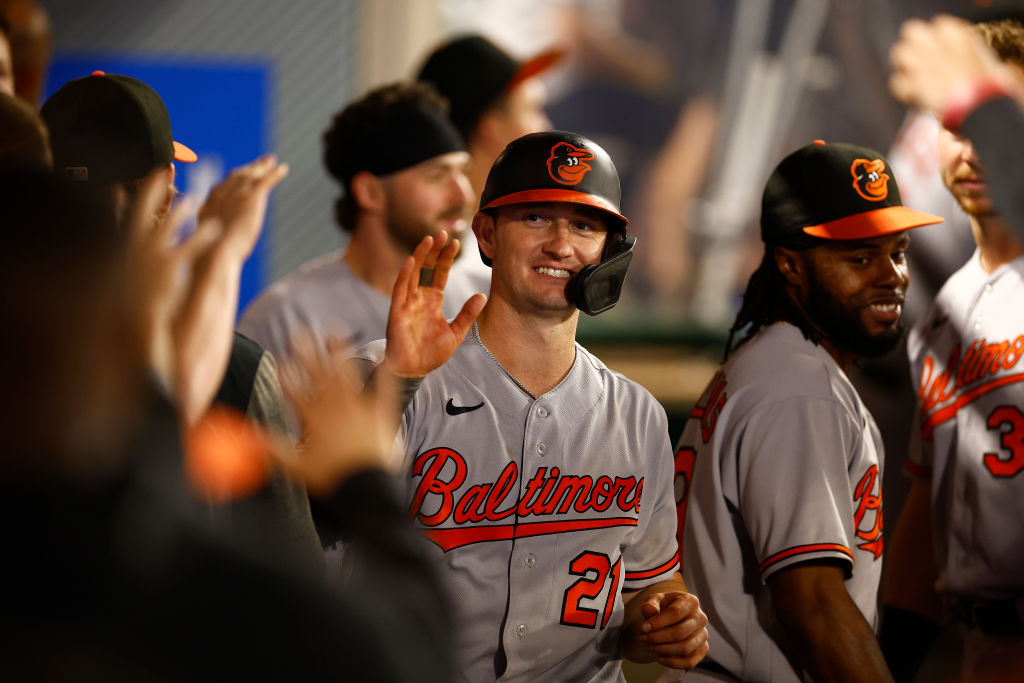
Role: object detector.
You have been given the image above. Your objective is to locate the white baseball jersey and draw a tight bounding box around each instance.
[238,249,479,362]
[675,323,885,682]
[361,324,679,682]
[907,250,1024,601]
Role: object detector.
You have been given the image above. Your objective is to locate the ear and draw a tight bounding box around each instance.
[773,246,806,288]
[348,170,385,212]
[473,211,497,263]
[161,163,176,214]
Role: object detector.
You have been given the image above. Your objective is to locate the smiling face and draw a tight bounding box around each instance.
[794,231,911,359]
[382,150,473,253]
[476,202,608,316]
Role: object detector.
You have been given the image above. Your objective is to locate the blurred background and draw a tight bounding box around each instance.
[27,2,992,680]
[30,0,985,438]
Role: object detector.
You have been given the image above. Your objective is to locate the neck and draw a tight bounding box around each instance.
[475,298,580,397]
[971,214,1024,273]
[341,216,408,295]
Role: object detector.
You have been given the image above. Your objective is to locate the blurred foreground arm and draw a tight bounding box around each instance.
[890,15,1024,239]
[126,155,288,427]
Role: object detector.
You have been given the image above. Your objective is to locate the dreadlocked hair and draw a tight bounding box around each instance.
[723,245,825,362]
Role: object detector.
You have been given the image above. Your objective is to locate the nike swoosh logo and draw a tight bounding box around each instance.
[445,398,484,415]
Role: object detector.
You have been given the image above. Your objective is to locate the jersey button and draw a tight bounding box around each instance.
[516,624,527,638]
[525,554,536,568]
[537,406,548,418]
[984,283,993,293]
[537,442,546,456]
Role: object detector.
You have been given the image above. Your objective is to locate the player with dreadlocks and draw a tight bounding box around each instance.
[670,140,942,682]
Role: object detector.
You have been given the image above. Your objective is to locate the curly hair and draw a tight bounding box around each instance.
[976,19,1024,69]
[323,82,450,233]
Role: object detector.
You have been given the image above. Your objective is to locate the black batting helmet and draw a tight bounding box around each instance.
[479,131,627,235]
[477,131,635,315]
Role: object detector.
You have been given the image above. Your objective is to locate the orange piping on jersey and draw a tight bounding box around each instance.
[625,551,680,581]
[421,517,638,552]
[758,543,854,574]
[920,372,1024,439]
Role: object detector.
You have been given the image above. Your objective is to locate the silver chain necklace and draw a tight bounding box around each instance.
[472,321,536,399]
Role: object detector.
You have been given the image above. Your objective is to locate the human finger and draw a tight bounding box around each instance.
[448,293,487,340]
[430,236,460,291]
[641,593,701,633]
[656,639,710,671]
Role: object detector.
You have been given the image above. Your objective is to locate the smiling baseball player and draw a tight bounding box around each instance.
[672,141,942,682]
[357,130,708,681]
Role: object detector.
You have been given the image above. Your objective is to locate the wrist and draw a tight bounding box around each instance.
[941,76,1011,133]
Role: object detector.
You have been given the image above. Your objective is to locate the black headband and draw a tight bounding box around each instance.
[337,104,465,186]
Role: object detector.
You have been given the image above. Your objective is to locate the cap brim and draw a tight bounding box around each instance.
[803,205,943,240]
[506,48,566,91]
[481,188,629,228]
[174,140,198,163]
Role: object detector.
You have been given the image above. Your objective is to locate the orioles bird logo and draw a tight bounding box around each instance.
[547,142,595,185]
[850,158,889,201]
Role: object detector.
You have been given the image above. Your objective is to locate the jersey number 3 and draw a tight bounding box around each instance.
[985,405,1024,478]
[561,551,622,629]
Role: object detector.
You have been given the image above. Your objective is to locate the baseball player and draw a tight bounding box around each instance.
[673,141,942,682]
[238,81,476,360]
[357,130,708,681]
[883,18,1024,682]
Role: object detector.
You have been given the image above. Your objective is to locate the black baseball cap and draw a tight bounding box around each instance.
[417,34,563,138]
[41,70,197,184]
[761,140,943,248]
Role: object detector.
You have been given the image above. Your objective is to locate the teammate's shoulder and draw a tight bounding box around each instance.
[726,324,848,401]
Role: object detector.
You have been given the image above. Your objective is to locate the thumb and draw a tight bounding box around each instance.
[641,595,663,619]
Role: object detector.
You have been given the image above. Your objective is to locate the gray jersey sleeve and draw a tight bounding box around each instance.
[730,396,862,581]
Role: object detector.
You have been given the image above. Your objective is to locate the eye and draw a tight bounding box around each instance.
[892,248,908,263]
[848,255,871,266]
[574,221,595,232]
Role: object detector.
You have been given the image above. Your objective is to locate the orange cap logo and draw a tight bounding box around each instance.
[547,142,594,185]
[850,158,889,201]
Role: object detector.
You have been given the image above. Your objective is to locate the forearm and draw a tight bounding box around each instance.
[771,564,893,682]
[779,592,893,683]
[173,244,244,426]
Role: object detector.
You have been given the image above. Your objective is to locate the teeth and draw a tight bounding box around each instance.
[536,266,571,278]
[869,303,899,312]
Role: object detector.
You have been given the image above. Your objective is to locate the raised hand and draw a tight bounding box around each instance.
[384,230,487,378]
[277,334,400,497]
[890,15,1017,115]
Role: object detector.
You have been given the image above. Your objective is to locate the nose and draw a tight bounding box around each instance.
[876,254,908,290]
[542,220,574,259]
[450,171,473,207]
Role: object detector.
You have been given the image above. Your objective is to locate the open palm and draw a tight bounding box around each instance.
[385,230,486,378]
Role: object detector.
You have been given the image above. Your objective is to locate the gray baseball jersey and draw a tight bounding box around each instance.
[907,250,1024,600]
[675,323,885,682]
[360,324,679,682]
[238,249,479,362]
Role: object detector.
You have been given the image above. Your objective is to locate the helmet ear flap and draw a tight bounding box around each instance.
[567,234,635,315]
